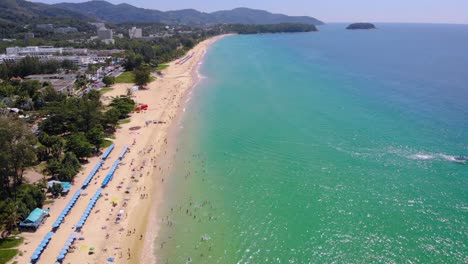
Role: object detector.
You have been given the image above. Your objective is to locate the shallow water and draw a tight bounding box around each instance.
[155,24,468,263]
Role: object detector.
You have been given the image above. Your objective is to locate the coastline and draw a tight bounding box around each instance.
[134,34,230,264]
[13,34,231,264]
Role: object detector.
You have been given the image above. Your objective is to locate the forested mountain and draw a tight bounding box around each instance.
[0,0,95,37]
[53,1,324,25]
[0,0,90,25]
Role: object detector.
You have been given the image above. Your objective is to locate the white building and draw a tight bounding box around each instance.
[6,46,63,56]
[129,27,142,39]
[98,29,113,40]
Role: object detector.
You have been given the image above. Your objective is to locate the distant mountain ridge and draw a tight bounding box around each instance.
[0,0,90,25]
[52,1,324,25]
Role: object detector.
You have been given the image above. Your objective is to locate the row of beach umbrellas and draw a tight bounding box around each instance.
[30,231,54,262]
[82,144,115,189]
[75,188,103,231]
[118,145,129,160]
[101,159,121,187]
[101,144,115,160]
[30,145,123,263]
[56,232,78,262]
[81,161,103,189]
[52,189,83,230]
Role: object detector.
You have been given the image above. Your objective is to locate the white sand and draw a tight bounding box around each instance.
[13,34,231,264]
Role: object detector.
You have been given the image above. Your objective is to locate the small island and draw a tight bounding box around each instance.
[346,23,376,30]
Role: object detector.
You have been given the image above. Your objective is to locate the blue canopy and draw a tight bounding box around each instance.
[118,145,129,160]
[101,144,115,160]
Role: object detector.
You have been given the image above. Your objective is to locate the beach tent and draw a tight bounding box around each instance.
[20,208,48,230]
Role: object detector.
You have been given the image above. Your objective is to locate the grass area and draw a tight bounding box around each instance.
[118,118,131,124]
[101,140,113,148]
[99,87,113,94]
[31,162,47,174]
[0,237,23,249]
[0,249,18,264]
[115,71,135,83]
[0,237,23,264]
[43,199,55,205]
[156,64,169,70]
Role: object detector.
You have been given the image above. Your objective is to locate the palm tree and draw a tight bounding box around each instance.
[1,202,22,237]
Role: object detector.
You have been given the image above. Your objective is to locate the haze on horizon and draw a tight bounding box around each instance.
[32,0,468,24]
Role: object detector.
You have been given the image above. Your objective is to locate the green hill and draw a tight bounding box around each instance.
[53,1,324,25]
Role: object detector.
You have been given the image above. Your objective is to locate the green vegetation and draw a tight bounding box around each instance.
[0,88,135,234]
[99,87,113,94]
[227,23,318,34]
[115,71,135,83]
[0,237,23,264]
[48,183,63,198]
[0,237,24,249]
[115,70,155,85]
[0,249,18,264]
[102,76,115,87]
[0,57,77,79]
[134,67,151,87]
[51,2,323,25]
[101,140,113,148]
[118,118,131,124]
[156,64,169,70]
[0,116,37,192]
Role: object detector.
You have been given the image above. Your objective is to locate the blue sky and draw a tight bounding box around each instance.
[34,0,468,24]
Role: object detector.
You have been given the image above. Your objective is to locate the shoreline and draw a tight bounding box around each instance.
[12,34,231,264]
[136,34,219,263]
[135,34,229,264]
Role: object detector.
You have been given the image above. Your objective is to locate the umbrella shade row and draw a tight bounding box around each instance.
[101,144,115,160]
[118,145,129,160]
[30,231,54,263]
[52,189,83,230]
[56,232,78,262]
[75,188,103,230]
[101,159,121,188]
[81,160,103,189]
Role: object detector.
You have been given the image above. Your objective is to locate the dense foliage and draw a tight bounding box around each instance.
[134,67,151,87]
[227,23,318,34]
[0,115,44,235]
[0,56,77,79]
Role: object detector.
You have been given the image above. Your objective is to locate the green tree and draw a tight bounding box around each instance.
[38,132,65,159]
[45,158,61,176]
[0,115,37,194]
[49,183,63,198]
[134,66,151,87]
[102,76,115,87]
[62,152,81,172]
[123,52,143,71]
[110,96,136,119]
[65,133,93,160]
[103,107,121,129]
[0,201,22,236]
[61,60,78,71]
[86,125,105,152]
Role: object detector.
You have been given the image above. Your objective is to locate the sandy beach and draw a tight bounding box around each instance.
[13,34,231,264]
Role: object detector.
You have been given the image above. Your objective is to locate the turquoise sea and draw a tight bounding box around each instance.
[155,24,468,263]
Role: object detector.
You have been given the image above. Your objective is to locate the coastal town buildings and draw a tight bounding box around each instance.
[0,46,123,66]
[54,27,78,34]
[98,29,113,40]
[129,27,143,39]
[25,74,76,95]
